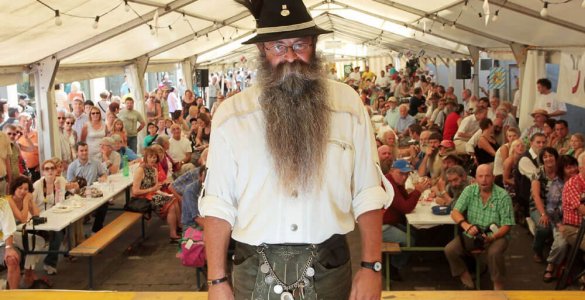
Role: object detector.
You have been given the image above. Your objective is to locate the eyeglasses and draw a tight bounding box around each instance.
[264,42,313,56]
[91,112,100,115]
[44,166,55,171]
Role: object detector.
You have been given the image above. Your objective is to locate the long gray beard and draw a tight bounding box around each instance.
[257,54,330,193]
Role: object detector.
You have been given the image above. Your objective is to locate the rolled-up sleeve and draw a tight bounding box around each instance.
[352,108,392,220]
[198,127,238,227]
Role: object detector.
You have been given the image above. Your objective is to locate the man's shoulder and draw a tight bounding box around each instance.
[326,80,365,121]
[211,85,262,129]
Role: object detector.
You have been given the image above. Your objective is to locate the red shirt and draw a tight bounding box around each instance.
[562,174,585,226]
[443,112,461,141]
[383,175,421,225]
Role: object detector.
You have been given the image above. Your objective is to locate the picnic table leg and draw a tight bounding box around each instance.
[125,186,130,205]
[385,253,390,291]
[88,256,94,290]
[141,216,146,239]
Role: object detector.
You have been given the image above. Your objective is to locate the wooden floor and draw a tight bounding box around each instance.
[3,290,584,300]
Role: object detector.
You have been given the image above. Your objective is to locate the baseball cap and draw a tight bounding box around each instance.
[391,159,413,172]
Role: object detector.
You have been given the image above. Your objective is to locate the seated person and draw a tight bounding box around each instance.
[1,198,20,289]
[132,147,181,243]
[143,122,159,148]
[7,176,48,285]
[434,165,472,208]
[111,134,138,166]
[561,152,585,252]
[67,142,108,235]
[444,164,515,290]
[99,137,121,175]
[169,149,208,202]
[383,159,430,280]
[167,124,195,176]
[181,167,206,230]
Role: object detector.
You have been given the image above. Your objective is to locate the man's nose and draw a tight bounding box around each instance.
[282,48,298,63]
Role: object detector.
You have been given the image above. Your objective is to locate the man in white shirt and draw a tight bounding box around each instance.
[535,78,566,119]
[515,133,546,222]
[166,86,182,115]
[454,108,487,154]
[200,2,391,299]
[167,124,194,176]
[345,66,361,89]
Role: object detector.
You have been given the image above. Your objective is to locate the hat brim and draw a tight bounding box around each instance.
[242,26,332,44]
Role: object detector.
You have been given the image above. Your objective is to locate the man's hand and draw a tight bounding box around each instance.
[349,269,382,300]
[208,282,234,300]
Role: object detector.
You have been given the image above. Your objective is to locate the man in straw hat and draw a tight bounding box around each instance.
[199,1,392,299]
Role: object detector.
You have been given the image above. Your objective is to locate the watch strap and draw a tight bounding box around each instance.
[361,261,382,272]
[207,276,228,286]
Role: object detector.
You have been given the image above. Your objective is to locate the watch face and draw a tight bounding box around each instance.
[373,262,382,272]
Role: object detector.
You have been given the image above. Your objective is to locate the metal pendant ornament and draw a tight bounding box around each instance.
[280,291,294,300]
[273,284,284,294]
[281,5,290,17]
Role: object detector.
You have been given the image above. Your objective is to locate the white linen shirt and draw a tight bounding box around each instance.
[0,198,16,244]
[535,91,566,120]
[200,80,391,245]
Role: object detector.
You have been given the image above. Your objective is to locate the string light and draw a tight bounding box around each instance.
[206,33,210,41]
[492,10,499,22]
[441,23,445,30]
[92,16,100,29]
[168,25,173,31]
[540,1,549,17]
[149,24,155,35]
[451,22,456,29]
[462,0,469,11]
[182,12,187,21]
[478,12,482,18]
[124,0,130,12]
[54,10,62,26]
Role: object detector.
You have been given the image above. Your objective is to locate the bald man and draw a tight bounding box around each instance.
[378,145,392,162]
[444,164,515,290]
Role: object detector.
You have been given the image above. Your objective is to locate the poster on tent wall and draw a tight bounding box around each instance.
[557,52,585,107]
[488,67,507,90]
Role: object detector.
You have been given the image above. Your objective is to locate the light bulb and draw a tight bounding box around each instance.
[54,10,62,26]
[492,10,499,22]
[125,0,130,12]
[462,0,468,11]
[451,22,456,29]
[168,25,173,31]
[206,34,210,41]
[149,25,155,35]
[540,2,549,17]
[92,16,100,29]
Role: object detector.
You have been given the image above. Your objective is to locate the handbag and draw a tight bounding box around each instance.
[177,227,206,267]
[124,197,152,213]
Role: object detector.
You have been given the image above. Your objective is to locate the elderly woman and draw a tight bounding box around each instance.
[132,147,181,242]
[7,176,49,287]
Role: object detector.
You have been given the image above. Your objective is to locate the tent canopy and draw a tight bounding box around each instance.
[1,0,585,76]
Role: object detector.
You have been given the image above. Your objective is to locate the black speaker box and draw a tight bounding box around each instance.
[456,60,472,79]
[195,69,209,87]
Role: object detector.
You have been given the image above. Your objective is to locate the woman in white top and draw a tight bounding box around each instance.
[7,175,48,288]
[81,106,107,161]
[32,160,67,212]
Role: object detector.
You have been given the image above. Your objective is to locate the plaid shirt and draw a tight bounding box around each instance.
[455,183,515,234]
[562,174,585,226]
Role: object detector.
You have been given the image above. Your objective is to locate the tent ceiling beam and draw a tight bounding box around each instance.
[485,0,585,35]
[374,0,512,46]
[327,13,468,57]
[129,0,218,24]
[334,1,478,53]
[48,0,196,63]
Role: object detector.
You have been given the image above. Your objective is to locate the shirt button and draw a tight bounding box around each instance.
[291,190,298,198]
[290,224,298,231]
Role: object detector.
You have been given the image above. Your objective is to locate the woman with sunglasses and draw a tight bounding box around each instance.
[32,160,68,275]
[63,114,77,159]
[80,106,107,161]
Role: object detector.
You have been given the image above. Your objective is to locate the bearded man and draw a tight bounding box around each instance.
[200,1,392,299]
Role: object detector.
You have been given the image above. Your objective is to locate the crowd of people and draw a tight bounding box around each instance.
[363,64,585,289]
[0,78,223,289]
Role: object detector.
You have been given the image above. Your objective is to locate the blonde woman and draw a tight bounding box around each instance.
[80,106,106,161]
[109,118,127,146]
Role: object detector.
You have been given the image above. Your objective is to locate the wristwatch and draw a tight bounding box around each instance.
[361,261,382,272]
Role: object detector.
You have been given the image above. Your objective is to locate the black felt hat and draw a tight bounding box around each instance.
[236,0,332,44]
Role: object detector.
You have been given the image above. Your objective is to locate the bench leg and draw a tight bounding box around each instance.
[88,256,94,290]
[475,256,481,290]
[141,216,146,240]
[385,253,390,291]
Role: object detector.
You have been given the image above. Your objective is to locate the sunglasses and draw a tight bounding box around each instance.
[91,112,100,115]
[6,132,17,136]
[44,166,56,171]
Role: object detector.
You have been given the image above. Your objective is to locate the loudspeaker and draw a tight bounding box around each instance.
[195,69,209,87]
[456,60,472,79]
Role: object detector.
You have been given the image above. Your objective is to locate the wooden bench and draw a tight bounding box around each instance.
[382,242,402,291]
[69,211,145,289]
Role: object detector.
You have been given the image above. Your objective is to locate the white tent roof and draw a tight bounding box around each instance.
[2,0,585,80]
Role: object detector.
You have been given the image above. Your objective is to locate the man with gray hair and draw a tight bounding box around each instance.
[200,1,391,299]
[445,164,515,290]
[396,103,415,136]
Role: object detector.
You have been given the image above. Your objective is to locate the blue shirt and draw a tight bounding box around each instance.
[172,167,200,196]
[395,114,415,134]
[181,181,202,227]
[66,158,106,185]
[117,147,138,167]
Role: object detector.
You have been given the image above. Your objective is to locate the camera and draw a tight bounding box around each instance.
[32,216,47,226]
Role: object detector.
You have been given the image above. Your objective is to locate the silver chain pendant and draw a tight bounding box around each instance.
[264,275,275,285]
[280,291,294,300]
[305,267,315,277]
[273,284,284,294]
[260,263,270,274]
